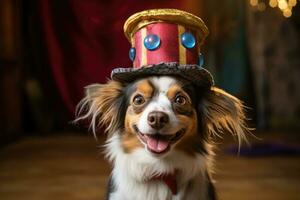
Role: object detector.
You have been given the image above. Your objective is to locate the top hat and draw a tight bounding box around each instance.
[111,9,214,89]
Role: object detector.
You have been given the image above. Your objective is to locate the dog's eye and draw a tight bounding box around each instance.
[133,95,145,105]
[174,95,187,105]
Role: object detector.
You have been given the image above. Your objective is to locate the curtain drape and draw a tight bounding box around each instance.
[38,0,183,113]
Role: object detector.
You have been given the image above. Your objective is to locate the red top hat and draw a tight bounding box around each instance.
[111,9,214,88]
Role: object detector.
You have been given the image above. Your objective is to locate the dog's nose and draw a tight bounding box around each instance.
[147,111,169,130]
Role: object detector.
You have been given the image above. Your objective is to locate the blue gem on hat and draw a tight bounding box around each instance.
[198,53,204,67]
[129,47,136,61]
[181,32,196,49]
[144,34,161,50]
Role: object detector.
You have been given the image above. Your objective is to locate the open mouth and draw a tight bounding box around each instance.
[134,125,186,155]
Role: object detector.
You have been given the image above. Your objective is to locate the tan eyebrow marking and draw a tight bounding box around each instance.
[136,79,154,98]
[166,84,191,103]
[166,84,181,100]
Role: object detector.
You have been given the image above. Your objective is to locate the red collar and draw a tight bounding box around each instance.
[151,171,178,195]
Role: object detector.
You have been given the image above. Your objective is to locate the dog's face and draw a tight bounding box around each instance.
[123,77,198,155]
[77,76,247,157]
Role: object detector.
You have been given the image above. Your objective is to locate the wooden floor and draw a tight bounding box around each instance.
[0,132,299,200]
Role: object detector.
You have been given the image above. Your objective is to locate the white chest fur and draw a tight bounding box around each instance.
[105,135,210,200]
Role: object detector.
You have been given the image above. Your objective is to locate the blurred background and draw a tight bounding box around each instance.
[0,0,299,200]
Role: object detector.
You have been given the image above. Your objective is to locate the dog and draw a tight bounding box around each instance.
[76,75,249,200]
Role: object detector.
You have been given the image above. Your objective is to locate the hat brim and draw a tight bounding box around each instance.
[111,62,214,89]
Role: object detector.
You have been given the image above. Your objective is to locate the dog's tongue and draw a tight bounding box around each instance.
[146,136,169,153]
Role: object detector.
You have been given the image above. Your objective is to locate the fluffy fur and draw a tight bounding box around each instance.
[76,76,249,200]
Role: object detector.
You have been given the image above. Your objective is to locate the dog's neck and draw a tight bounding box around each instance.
[150,171,178,195]
[105,134,211,199]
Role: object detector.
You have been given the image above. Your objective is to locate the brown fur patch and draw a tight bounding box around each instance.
[174,110,200,156]
[75,80,124,136]
[135,79,154,98]
[130,80,154,114]
[122,104,144,153]
[121,79,156,153]
[203,87,249,146]
[166,84,181,100]
[165,83,199,155]
[167,84,193,115]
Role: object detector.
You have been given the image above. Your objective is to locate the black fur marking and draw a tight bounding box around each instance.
[173,104,194,116]
[106,176,115,200]
[206,173,217,200]
[194,101,210,156]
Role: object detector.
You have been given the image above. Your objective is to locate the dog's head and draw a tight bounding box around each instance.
[76,76,248,156]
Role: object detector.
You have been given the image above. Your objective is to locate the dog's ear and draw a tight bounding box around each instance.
[202,87,249,145]
[75,80,126,136]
